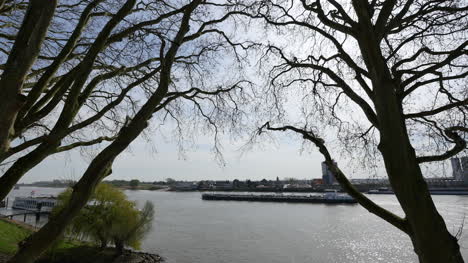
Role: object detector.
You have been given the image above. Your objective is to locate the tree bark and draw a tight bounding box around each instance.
[7,1,201,262]
[0,0,137,202]
[0,0,56,157]
[351,12,463,263]
[114,240,124,255]
[14,0,103,127]
[7,164,113,263]
[373,82,463,263]
[100,240,107,249]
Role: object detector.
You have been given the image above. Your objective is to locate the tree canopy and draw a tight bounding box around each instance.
[233,1,467,262]
[3,1,250,262]
[129,179,139,189]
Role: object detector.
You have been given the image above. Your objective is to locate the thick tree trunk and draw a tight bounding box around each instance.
[7,164,113,263]
[0,0,136,203]
[373,82,463,263]
[100,241,107,249]
[350,2,464,260]
[114,240,124,255]
[7,2,201,262]
[0,0,56,156]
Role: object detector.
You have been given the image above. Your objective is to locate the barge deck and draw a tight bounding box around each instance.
[201,193,357,204]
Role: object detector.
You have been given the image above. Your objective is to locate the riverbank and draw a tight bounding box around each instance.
[35,247,163,263]
[0,218,84,262]
[0,218,35,254]
[0,218,31,262]
[0,218,162,263]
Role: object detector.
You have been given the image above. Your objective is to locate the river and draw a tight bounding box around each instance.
[5,187,468,262]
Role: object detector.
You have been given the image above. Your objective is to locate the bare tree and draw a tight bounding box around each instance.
[0,0,56,158]
[0,0,249,201]
[230,0,467,262]
[1,1,251,262]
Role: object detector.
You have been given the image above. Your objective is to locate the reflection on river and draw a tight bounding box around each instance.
[6,187,468,262]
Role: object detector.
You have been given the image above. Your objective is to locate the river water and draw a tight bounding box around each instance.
[5,187,468,262]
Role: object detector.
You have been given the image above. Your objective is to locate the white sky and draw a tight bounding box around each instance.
[19,132,329,183]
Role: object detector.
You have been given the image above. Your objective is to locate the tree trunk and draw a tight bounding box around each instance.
[0,0,136,203]
[7,163,113,263]
[373,81,463,263]
[7,2,201,262]
[114,240,124,255]
[0,0,56,156]
[350,2,464,260]
[99,238,107,249]
[0,142,60,201]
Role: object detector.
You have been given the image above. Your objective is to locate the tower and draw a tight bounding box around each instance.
[461,157,468,183]
[321,161,337,185]
[461,157,468,173]
[451,158,462,180]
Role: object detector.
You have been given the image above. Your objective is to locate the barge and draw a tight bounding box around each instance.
[202,192,357,204]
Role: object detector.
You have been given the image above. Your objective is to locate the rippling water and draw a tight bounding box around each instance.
[6,187,468,262]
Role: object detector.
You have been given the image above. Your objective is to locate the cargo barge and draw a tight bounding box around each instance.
[201,193,357,204]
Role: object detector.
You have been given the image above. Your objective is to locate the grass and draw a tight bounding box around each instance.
[0,219,32,254]
[0,219,152,263]
[0,218,84,255]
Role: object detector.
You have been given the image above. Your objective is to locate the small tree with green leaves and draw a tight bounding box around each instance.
[110,201,154,253]
[54,184,154,253]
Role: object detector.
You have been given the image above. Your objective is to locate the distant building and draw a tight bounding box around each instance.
[461,157,468,174]
[451,158,463,180]
[322,161,337,185]
[174,182,198,191]
[312,178,323,185]
[275,177,282,189]
[350,178,389,185]
[213,181,233,190]
[451,157,468,184]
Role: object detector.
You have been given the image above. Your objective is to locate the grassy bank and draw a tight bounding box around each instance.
[0,219,31,254]
[0,218,82,255]
[0,219,161,263]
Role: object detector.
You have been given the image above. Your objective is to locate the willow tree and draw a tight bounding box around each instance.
[54,184,155,253]
[231,0,467,262]
[2,0,249,262]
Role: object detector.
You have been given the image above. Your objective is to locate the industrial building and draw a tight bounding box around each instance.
[320,157,468,187]
[451,157,468,184]
[321,161,337,185]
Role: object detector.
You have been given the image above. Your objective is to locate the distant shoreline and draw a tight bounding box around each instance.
[15,184,170,191]
[13,185,468,195]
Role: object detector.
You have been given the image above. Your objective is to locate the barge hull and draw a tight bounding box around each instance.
[202,194,357,204]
